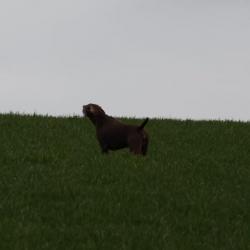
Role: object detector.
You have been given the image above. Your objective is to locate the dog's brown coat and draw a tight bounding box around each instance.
[83,104,149,155]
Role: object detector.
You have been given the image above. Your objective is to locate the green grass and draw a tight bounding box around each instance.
[0,113,250,250]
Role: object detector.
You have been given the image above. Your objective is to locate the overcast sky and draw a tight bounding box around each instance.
[1,0,250,120]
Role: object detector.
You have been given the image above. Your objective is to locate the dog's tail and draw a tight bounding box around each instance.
[138,118,149,130]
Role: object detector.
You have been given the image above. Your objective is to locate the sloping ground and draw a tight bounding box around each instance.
[0,114,250,250]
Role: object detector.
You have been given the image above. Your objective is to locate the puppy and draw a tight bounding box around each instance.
[82,104,149,155]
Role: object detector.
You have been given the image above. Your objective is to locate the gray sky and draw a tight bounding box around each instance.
[1,0,250,120]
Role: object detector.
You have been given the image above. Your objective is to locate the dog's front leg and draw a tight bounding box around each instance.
[98,141,109,154]
[101,147,109,154]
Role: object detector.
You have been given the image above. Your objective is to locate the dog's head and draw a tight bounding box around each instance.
[82,104,106,125]
[83,104,105,117]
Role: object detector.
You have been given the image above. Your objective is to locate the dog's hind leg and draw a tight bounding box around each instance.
[141,135,148,156]
[128,136,143,155]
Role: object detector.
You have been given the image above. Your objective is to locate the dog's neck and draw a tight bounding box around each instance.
[88,114,108,128]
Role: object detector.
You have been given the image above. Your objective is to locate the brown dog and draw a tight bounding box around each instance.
[82,104,149,155]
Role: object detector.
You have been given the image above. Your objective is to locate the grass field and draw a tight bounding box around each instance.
[0,113,249,250]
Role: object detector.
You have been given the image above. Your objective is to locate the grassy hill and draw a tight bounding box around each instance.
[0,113,249,250]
